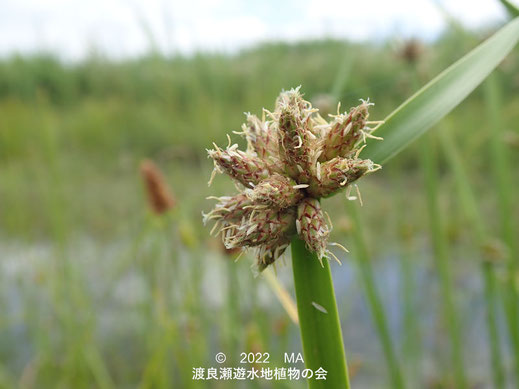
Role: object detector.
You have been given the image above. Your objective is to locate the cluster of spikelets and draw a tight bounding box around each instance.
[203,87,382,271]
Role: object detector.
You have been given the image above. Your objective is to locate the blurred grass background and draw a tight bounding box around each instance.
[1,24,519,388]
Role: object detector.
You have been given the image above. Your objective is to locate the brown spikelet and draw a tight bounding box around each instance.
[140,159,176,214]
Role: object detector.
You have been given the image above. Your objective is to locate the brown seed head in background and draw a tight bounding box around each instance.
[140,159,176,215]
[399,39,424,65]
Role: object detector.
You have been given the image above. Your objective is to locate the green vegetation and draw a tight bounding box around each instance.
[292,237,350,389]
[1,18,519,389]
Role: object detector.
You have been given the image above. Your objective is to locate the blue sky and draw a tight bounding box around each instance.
[0,0,515,59]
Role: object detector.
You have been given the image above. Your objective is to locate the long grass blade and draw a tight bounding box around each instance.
[439,127,505,388]
[346,200,406,389]
[420,136,467,388]
[485,74,519,383]
[499,0,519,17]
[388,164,422,386]
[363,17,519,164]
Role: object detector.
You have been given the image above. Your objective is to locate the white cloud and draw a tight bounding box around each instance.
[0,0,511,59]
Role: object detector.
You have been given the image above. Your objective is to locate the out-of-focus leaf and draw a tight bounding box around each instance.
[500,0,519,17]
[363,17,519,164]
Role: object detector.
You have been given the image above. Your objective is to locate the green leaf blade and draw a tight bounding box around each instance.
[364,17,519,165]
[291,237,351,389]
[500,0,519,18]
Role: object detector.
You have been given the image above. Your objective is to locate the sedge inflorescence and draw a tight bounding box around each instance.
[204,87,382,271]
